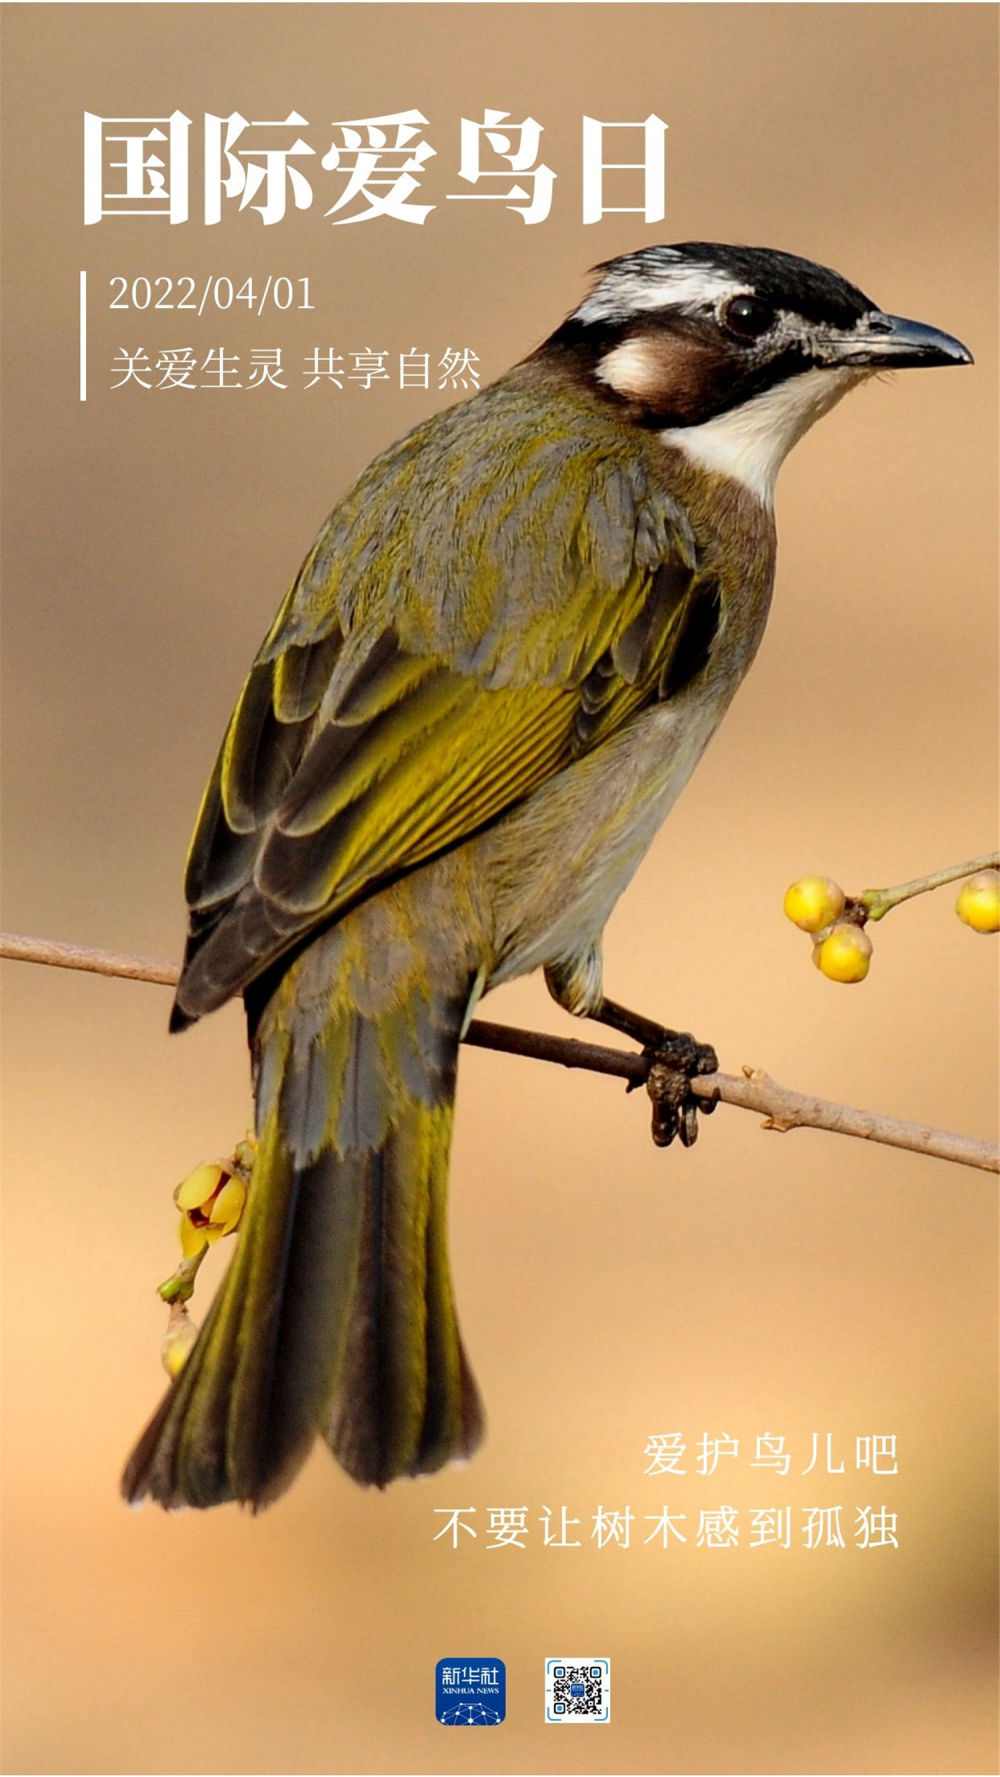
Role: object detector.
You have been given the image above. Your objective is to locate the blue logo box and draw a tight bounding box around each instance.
[435,1657,506,1725]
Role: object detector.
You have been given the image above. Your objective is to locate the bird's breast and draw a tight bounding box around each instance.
[478,461,777,983]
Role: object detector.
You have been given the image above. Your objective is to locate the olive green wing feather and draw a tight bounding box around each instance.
[172,388,715,1026]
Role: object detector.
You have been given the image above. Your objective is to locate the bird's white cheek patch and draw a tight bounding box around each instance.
[660,367,868,505]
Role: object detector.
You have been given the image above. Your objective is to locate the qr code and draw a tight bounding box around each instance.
[545,1658,611,1723]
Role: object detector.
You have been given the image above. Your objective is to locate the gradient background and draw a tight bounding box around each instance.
[1,5,997,1772]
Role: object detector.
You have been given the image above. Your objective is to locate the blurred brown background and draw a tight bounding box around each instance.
[1,6,997,1773]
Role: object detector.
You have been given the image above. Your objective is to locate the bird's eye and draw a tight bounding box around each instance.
[722,295,775,341]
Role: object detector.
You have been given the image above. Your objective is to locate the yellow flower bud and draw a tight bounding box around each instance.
[955,869,1000,934]
[233,1135,257,1174]
[161,1304,199,1379]
[812,923,873,983]
[783,875,847,934]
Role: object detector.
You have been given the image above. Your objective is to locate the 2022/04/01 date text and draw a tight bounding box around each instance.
[107,274,315,317]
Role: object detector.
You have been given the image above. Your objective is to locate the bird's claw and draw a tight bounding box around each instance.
[643,1031,719,1149]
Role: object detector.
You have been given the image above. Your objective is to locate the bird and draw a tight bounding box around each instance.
[122,242,971,1510]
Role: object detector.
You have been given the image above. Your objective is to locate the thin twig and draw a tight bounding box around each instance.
[2,930,996,1175]
[464,1024,998,1173]
[859,851,999,922]
[0,931,179,985]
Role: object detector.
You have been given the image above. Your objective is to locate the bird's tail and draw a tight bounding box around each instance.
[121,941,483,1509]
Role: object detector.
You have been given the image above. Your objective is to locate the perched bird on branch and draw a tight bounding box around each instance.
[122,242,971,1510]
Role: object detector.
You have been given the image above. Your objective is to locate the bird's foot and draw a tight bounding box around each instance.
[588,998,719,1149]
[644,1033,719,1148]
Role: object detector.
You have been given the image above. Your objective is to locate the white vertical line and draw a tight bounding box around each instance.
[79,271,87,402]
[581,116,601,225]
[643,116,667,224]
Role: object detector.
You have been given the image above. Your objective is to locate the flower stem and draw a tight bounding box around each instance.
[860,852,999,922]
[158,1246,208,1305]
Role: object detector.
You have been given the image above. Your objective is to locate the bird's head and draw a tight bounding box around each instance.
[541,242,972,503]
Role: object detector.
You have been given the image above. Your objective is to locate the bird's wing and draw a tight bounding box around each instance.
[173,409,718,1022]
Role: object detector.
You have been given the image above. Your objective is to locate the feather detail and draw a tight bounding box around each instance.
[168,366,711,1029]
[125,932,482,1507]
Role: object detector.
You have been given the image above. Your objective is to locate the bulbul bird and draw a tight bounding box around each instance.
[122,242,971,1511]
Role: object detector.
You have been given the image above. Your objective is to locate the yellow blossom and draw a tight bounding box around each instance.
[174,1158,248,1258]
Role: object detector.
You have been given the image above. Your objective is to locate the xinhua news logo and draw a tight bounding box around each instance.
[545,1657,611,1723]
[435,1658,506,1725]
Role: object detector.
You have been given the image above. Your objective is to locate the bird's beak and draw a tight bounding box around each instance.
[822,311,974,370]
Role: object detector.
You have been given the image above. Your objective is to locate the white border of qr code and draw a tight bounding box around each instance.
[544,1657,611,1723]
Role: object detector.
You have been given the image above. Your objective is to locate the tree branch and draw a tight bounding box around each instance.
[0,930,179,985]
[2,930,996,1175]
